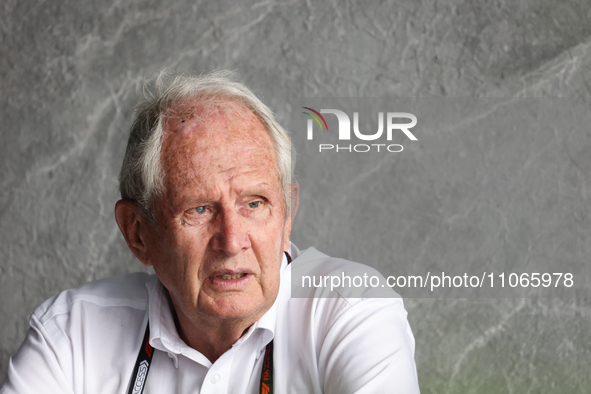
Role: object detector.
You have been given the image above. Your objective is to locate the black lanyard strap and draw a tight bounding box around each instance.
[128,251,292,394]
[259,340,274,394]
[127,323,154,394]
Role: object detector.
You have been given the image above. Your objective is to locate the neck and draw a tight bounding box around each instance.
[166,294,261,363]
[181,316,255,362]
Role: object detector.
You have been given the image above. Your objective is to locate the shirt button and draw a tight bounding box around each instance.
[168,353,174,358]
[211,374,221,383]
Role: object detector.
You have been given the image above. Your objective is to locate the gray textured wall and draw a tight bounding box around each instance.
[2,0,591,392]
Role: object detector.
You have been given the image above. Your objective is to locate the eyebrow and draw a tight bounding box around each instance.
[233,181,276,196]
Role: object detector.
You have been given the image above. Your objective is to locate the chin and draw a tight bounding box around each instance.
[203,294,269,321]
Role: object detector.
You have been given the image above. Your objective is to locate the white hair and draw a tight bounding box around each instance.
[119,70,295,222]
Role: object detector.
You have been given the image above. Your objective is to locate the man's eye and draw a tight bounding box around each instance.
[248,201,261,209]
[195,206,206,214]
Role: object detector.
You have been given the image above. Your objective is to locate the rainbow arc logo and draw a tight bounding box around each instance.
[302,107,328,139]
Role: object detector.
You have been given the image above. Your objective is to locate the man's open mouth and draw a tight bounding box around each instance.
[216,273,247,280]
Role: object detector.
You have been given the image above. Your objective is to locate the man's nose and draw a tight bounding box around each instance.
[210,207,251,256]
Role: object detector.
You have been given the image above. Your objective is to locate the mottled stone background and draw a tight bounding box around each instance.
[1,0,591,392]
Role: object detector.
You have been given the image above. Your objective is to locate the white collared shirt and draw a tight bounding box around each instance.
[1,245,419,393]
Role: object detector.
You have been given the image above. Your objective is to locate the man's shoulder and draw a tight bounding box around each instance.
[278,247,417,393]
[33,272,155,326]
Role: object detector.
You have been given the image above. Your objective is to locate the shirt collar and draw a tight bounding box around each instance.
[146,278,184,355]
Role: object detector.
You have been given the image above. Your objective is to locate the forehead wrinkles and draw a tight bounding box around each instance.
[160,106,276,191]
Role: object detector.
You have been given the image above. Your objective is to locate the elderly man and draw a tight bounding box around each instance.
[1,72,419,393]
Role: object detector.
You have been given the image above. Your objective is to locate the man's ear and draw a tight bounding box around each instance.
[114,200,153,267]
[290,181,300,223]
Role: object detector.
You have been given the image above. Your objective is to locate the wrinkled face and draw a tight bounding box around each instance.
[142,105,291,328]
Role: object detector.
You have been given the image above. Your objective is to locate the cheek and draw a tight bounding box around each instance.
[169,233,205,269]
[148,227,199,278]
[154,237,208,301]
[264,224,288,255]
